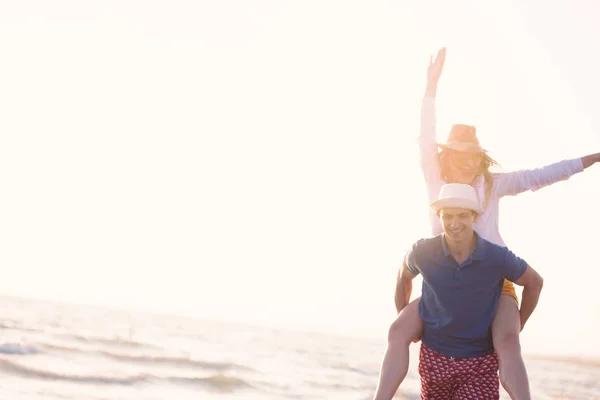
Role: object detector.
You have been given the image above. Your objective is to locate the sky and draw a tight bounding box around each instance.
[0,1,599,358]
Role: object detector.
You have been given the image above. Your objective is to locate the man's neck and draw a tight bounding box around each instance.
[445,233,477,264]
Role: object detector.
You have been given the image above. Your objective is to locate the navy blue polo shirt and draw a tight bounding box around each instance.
[405,233,527,358]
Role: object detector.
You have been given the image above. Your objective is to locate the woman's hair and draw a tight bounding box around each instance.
[439,150,500,211]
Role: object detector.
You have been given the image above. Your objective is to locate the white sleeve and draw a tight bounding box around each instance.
[418,97,443,186]
[493,158,584,197]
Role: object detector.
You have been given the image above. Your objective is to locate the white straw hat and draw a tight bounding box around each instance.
[430,183,483,215]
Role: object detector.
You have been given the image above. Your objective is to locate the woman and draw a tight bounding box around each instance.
[373,48,600,400]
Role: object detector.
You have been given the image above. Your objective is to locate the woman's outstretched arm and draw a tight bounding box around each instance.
[493,152,598,198]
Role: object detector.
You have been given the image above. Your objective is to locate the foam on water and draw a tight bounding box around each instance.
[0,343,40,355]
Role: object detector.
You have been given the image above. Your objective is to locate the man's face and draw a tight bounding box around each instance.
[439,207,477,242]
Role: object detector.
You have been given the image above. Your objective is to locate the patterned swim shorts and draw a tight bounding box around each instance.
[418,343,499,400]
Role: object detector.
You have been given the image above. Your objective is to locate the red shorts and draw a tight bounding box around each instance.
[419,344,499,400]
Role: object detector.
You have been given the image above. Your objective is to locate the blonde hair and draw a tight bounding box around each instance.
[439,151,500,211]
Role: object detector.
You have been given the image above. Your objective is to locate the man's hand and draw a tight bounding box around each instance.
[427,47,446,85]
[514,265,543,332]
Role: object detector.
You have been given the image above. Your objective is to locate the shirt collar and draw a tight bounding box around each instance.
[472,232,486,260]
[441,233,451,257]
[441,231,486,260]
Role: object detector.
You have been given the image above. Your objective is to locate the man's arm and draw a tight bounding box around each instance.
[395,261,417,313]
[513,265,544,331]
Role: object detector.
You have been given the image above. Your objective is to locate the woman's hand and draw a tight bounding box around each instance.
[581,152,600,169]
[427,47,446,84]
[425,47,446,97]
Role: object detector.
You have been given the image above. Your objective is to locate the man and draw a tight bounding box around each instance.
[396,183,544,399]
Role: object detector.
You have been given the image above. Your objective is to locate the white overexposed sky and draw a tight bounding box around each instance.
[0,1,599,357]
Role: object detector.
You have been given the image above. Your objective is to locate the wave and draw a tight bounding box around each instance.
[169,374,253,392]
[0,359,149,385]
[330,362,378,377]
[40,342,86,353]
[6,340,253,376]
[0,343,40,355]
[527,355,600,368]
[307,379,374,391]
[98,351,252,372]
[0,359,254,393]
[59,333,158,349]
[0,320,42,333]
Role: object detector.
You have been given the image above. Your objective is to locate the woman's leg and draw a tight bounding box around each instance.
[373,297,423,400]
[492,293,531,400]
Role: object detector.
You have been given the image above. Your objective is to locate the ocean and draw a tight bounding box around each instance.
[0,295,598,399]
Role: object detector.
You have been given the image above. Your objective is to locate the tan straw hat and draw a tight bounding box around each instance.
[438,124,487,153]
